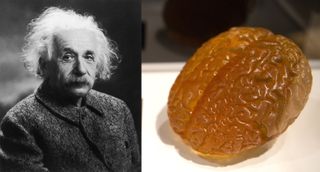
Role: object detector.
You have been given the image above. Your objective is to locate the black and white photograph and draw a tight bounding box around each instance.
[0,0,141,171]
[1,0,320,171]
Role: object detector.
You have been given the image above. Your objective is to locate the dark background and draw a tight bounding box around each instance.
[0,0,141,146]
[142,0,320,63]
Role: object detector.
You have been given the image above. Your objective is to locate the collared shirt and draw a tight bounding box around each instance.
[0,83,140,172]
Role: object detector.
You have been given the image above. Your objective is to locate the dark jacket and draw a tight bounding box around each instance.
[0,84,140,172]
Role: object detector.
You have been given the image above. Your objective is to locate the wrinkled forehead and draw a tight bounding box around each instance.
[53,29,99,55]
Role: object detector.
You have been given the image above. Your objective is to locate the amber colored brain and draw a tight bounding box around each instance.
[168,27,312,156]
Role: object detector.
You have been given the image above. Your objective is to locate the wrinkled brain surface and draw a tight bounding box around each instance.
[168,27,312,157]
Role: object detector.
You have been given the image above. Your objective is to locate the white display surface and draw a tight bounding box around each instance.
[142,63,320,172]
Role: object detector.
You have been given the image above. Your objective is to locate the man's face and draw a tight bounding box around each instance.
[45,29,99,98]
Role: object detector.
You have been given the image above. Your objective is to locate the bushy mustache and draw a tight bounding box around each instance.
[66,76,90,86]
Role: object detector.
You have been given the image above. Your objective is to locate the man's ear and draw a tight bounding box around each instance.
[38,57,47,77]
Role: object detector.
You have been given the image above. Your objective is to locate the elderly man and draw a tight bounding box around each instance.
[0,7,140,172]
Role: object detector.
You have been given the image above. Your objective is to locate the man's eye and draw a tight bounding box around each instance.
[62,54,74,61]
[84,54,95,61]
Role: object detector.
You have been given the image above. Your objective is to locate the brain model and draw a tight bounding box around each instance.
[168,27,312,163]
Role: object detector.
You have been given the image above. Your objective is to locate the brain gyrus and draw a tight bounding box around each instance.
[167,27,312,159]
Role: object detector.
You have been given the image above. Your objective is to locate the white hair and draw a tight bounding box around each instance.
[22,7,119,80]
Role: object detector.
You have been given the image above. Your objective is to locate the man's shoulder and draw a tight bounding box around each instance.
[1,93,37,124]
[7,94,37,113]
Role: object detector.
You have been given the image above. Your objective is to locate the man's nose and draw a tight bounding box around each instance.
[74,58,86,76]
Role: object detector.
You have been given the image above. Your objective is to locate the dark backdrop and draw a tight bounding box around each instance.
[0,0,141,146]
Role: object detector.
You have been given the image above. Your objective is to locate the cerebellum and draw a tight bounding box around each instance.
[167,27,312,163]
